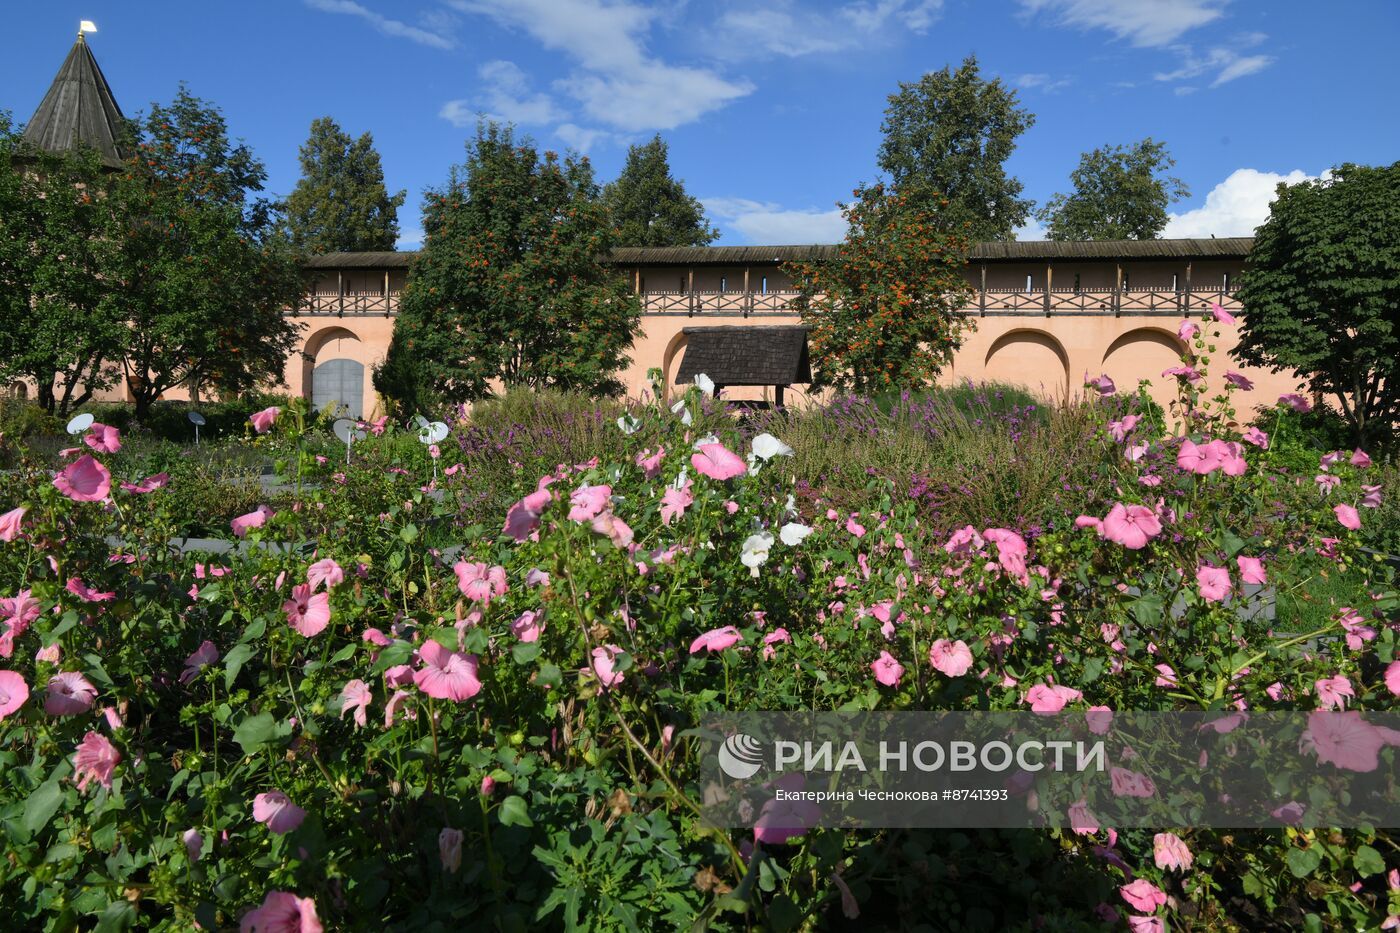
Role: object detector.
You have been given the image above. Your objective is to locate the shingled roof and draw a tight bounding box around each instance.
[675,326,812,387]
[22,34,128,168]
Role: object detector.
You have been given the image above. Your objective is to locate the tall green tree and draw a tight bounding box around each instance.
[878,55,1036,241]
[108,87,303,416]
[1036,138,1189,240]
[602,134,717,247]
[0,114,126,415]
[1236,162,1400,450]
[376,122,641,411]
[285,116,405,252]
[787,183,974,393]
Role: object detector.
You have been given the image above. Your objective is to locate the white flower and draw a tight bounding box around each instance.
[616,414,641,435]
[695,373,716,397]
[672,466,689,490]
[740,532,775,577]
[784,495,798,519]
[779,522,812,546]
[670,398,693,426]
[692,433,719,450]
[751,433,794,461]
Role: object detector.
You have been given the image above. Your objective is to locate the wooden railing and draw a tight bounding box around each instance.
[292,285,1242,317]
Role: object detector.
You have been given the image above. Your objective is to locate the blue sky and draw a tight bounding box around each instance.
[4,1,1397,247]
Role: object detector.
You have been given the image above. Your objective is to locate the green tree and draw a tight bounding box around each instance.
[285,116,405,252]
[0,114,126,415]
[1036,138,1189,240]
[1236,162,1400,450]
[878,55,1035,241]
[786,183,974,393]
[108,87,303,417]
[376,122,641,411]
[602,134,717,247]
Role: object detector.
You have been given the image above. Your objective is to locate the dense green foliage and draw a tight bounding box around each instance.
[877,55,1036,241]
[787,183,974,393]
[0,115,125,415]
[1036,138,1190,241]
[1236,161,1400,450]
[284,116,405,253]
[601,134,718,247]
[377,122,641,412]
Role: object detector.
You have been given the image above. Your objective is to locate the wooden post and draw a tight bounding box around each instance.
[743,265,750,316]
[1113,262,1122,316]
[337,269,344,316]
[384,269,391,315]
[687,266,695,316]
[1183,261,1192,313]
[774,384,786,409]
[1044,262,1053,316]
[979,263,987,316]
[634,267,640,294]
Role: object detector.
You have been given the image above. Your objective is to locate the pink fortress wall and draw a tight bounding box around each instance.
[71,245,1303,417]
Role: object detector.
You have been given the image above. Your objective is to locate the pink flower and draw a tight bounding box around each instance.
[231,505,274,538]
[1127,917,1165,933]
[660,482,694,525]
[1177,320,1198,341]
[1085,374,1116,396]
[252,791,307,834]
[1153,832,1194,871]
[180,640,219,685]
[439,827,463,873]
[689,626,742,654]
[1177,439,1221,475]
[239,890,322,933]
[1314,675,1354,710]
[1351,448,1372,468]
[636,446,666,479]
[928,639,974,677]
[1361,485,1383,508]
[84,422,121,454]
[1101,503,1162,550]
[1223,370,1254,390]
[511,610,544,642]
[1305,711,1387,772]
[503,485,554,541]
[184,828,203,862]
[1162,365,1203,385]
[1211,301,1236,324]
[249,407,281,434]
[369,415,388,436]
[454,561,508,605]
[120,472,170,494]
[481,775,496,797]
[45,671,97,716]
[414,640,482,701]
[338,679,371,728]
[282,584,331,637]
[1278,393,1312,413]
[568,484,612,522]
[846,516,866,538]
[1334,504,1361,530]
[591,644,625,688]
[984,528,1028,580]
[1217,441,1248,476]
[73,731,120,792]
[871,651,904,687]
[1316,473,1341,494]
[590,511,634,548]
[0,506,25,542]
[306,558,344,591]
[66,577,115,602]
[53,455,112,502]
[1386,661,1400,697]
[1108,415,1140,443]
[1196,564,1231,603]
[1024,683,1081,713]
[1067,798,1099,834]
[1242,427,1269,449]
[691,443,748,481]
[1236,555,1266,585]
[1111,767,1157,798]
[1085,707,1113,735]
[1120,879,1167,913]
[1155,664,1179,687]
[383,690,415,727]
[0,670,29,720]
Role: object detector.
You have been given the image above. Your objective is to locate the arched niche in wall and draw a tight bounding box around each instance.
[301,325,365,418]
[1101,327,1190,404]
[981,329,1071,399]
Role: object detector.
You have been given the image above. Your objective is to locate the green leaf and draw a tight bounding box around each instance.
[1353,844,1384,877]
[1286,846,1322,878]
[223,644,254,689]
[94,898,136,932]
[536,663,562,688]
[232,712,281,756]
[498,795,533,828]
[23,778,65,836]
[512,641,541,665]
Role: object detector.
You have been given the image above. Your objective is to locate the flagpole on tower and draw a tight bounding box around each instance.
[78,20,97,41]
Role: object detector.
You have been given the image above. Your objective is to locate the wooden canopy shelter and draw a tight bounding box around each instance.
[674,325,811,407]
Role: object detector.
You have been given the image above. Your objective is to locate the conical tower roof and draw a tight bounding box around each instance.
[21,33,128,168]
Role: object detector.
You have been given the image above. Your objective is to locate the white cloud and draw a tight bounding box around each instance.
[396,227,424,250]
[715,1,944,61]
[304,0,454,49]
[704,197,847,244]
[1014,72,1073,92]
[1162,168,1321,238]
[440,60,567,127]
[1014,217,1049,240]
[554,123,609,153]
[449,0,753,131]
[1017,0,1225,48]
[1154,44,1274,87]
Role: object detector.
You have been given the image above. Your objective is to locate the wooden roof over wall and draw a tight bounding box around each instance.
[21,35,128,168]
[301,238,1254,271]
